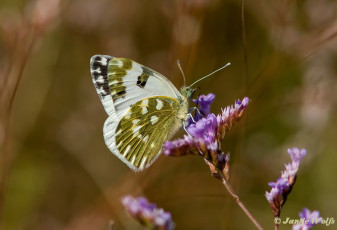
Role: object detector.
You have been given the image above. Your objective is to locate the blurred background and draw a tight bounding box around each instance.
[1,0,337,229]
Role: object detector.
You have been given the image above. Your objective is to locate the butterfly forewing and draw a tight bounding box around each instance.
[114,96,181,171]
[107,57,181,118]
[90,55,115,115]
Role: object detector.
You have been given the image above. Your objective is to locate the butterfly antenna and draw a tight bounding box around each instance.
[177,60,186,86]
[189,62,231,87]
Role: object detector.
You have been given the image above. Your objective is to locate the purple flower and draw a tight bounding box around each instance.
[292,208,322,230]
[187,93,216,125]
[265,148,307,217]
[282,148,307,185]
[164,96,250,178]
[192,93,216,120]
[163,135,199,157]
[288,148,307,163]
[217,97,250,140]
[187,114,217,143]
[121,196,175,230]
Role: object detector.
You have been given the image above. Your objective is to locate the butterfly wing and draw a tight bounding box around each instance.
[90,55,187,171]
[104,96,182,171]
[90,55,181,117]
[90,55,115,115]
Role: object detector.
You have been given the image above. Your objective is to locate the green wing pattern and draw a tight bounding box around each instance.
[115,96,181,170]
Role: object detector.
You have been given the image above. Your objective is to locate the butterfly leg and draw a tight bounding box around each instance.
[188,106,203,122]
[183,113,198,137]
[186,113,196,123]
[183,121,192,137]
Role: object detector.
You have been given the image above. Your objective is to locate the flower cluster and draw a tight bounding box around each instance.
[121,195,175,230]
[292,208,322,230]
[265,148,307,217]
[163,94,249,178]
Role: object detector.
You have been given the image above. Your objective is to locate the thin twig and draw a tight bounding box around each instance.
[216,169,264,230]
[108,220,115,230]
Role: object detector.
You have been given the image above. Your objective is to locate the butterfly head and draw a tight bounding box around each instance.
[181,86,195,100]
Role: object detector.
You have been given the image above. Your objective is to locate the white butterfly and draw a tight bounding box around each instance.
[90,55,194,171]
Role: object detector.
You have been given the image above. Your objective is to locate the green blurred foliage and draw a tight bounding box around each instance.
[1,0,337,229]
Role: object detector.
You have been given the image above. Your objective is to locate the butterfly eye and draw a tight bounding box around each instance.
[184,87,195,99]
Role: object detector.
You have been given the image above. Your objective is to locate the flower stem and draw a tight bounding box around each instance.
[275,223,279,230]
[217,169,263,230]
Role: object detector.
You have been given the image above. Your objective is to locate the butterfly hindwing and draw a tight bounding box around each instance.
[104,96,182,171]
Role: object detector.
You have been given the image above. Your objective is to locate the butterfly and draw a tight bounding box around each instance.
[90,55,194,171]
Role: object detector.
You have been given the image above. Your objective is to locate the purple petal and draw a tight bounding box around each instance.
[242,97,250,106]
[288,148,307,163]
[192,93,215,117]
[187,114,217,143]
[163,135,198,157]
[121,196,175,230]
[292,208,322,230]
